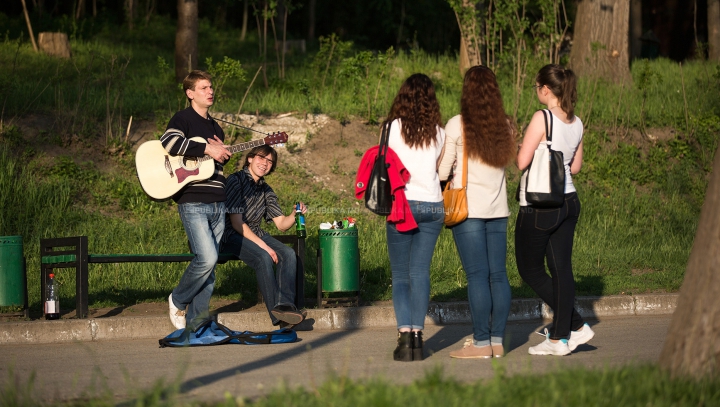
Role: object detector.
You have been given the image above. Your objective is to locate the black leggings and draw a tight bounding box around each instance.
[515,192,585,340]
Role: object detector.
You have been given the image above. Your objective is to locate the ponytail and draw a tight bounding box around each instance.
[560,68,577,120]
[536,64,578,120]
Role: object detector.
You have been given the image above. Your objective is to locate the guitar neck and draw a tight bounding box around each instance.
[199,139,267,163]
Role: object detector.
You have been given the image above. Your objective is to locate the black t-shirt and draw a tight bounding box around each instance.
[160,107,227,204]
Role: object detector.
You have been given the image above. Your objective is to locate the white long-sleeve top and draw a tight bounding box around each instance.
[438,115,510,219]
[386,118,445,203]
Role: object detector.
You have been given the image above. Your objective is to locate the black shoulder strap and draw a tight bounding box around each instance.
[542,109,554,145]
[378,120,391,157]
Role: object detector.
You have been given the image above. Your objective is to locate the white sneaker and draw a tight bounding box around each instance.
[528,329,571,356]
[168,294,186,329]
[568,323,595,351]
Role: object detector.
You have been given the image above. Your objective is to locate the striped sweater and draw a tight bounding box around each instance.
[160,107,227,204]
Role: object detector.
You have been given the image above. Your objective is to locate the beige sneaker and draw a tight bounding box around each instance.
[449,338,492,359]
[491,343,505,358]
[168,294,186,330]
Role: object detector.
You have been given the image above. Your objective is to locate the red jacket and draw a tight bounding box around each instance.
[355,146,418,232]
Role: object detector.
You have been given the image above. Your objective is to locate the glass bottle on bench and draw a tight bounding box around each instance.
[295,202,306,239]
[45,273,60,320]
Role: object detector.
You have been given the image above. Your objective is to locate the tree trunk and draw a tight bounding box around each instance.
[175,0,198,82]
[569,0,631,84]
[710,0,720,61]
[125,0,135,31]
[397,0,406,49]
[459,36,471,75]
[144,0,156,25]
[629,0,642,60]
[240,0,248,42]
[21,0,38,52]
[307,0,316,42]
[75,0,85,20]
[659,143,720,378]
[453,0,483,75]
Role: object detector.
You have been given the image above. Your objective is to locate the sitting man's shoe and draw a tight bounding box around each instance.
[168,293,186,330]
[278,321,296,330]
[271,304,305,325]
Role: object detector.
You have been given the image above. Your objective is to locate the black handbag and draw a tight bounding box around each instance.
[520,109,565,208]
[365,121,393,215]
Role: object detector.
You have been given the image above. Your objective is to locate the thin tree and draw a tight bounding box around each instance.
[21,0,38,52]
[710,0,720,61]
[659,143,720,378]
[448,0,484,74]
[569,0,631,84]
[240,0,249,42]
[125,0,135,31]
[307,0,316,43]
[175,0,198,82]
[630,0,642,60]
[75,0,86,20]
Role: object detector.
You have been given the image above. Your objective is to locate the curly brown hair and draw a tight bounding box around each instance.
[385,73,443,149]
[461,66,516,168]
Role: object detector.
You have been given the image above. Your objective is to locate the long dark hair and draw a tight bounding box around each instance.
[460,66,516,168]
[385,73,443,149]
[536,64,578,120]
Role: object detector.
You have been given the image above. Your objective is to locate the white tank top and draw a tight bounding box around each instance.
[519,110,583,206]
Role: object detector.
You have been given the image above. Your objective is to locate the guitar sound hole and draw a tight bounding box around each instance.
[182,157,199,170]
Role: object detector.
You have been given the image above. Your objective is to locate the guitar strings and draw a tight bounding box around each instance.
[213,116,278,136]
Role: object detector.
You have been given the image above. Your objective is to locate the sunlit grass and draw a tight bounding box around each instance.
[2,363,719,406]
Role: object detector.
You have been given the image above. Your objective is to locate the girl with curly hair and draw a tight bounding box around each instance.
[438,65,517,359]
[385,73,446,362]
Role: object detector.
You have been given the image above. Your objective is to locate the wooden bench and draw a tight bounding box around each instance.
[40,235,306,319]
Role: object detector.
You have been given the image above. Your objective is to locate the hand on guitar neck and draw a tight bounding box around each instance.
[204,135,231,162]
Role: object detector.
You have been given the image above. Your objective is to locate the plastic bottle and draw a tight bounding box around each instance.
[295,202,307,238]
[45,273,60,320]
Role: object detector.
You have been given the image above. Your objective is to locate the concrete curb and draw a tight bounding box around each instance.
[0,294,678,344]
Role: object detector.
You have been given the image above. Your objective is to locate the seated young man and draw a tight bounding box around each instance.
[221,145,307,328]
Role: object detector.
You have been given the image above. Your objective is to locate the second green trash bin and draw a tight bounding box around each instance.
[317,228,359,307]
[0,235,29,317]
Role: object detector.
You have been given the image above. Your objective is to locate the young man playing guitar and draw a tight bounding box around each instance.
[221,145,308,328]
[162,70,231,330]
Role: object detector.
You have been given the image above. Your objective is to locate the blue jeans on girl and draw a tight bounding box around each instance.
[451,217,511,346]
[386,200,444,330]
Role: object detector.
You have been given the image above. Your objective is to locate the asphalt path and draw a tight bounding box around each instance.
[0,315,670,404]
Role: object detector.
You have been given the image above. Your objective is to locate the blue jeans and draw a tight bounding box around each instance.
[386,200,444,330]
[515,192,584,340]
[451,217,511,346]
[173,202,225,329]
[221,233,298,325]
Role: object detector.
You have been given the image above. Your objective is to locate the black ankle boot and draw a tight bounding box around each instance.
[412,331,424,361]
[393,331,413,362]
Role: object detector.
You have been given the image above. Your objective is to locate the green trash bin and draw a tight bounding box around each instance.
[319,228,359,292]
[0,235,25,307]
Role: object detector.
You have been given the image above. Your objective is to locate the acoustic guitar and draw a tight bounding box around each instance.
[136,132,288,200]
